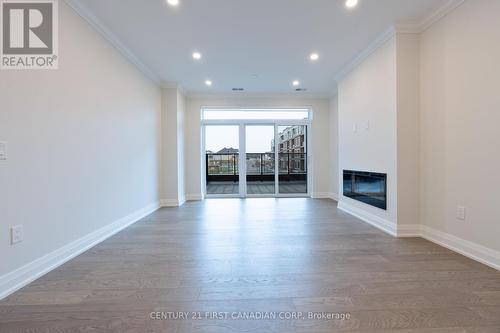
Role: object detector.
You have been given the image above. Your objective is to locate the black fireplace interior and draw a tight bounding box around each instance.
[343,170,387,210]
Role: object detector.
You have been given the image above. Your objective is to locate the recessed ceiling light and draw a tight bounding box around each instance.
[292,80,300,86]
[345,0,358,8]
[310,53,319,61]
[167,0,179,6]
[205,80,212,86]
[192,52,202,60]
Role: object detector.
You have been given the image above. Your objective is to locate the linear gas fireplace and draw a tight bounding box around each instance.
[343,170,387,210]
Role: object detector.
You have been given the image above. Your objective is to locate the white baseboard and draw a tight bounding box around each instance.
[397,224,421,237]
[338,200,397,237]
[420,225,500,271]
[0,202,160,300]
[160,197,186,207]
[186,194,203,201]
[311,192,331,199]
[312,192,339,201]
[337,201,499,271]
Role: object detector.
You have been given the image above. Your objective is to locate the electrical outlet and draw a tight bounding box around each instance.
[11,225,23,244]
[456,206,466,221]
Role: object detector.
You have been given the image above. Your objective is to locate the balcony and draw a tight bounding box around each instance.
[206,153,307,195]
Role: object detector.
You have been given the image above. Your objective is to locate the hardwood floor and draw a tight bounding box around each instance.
[1,198,499,332]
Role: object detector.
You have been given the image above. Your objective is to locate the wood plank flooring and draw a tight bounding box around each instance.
[1,198,499,332]
[206,181,307,195]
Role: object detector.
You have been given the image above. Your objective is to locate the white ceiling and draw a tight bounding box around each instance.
[73,0,448,95]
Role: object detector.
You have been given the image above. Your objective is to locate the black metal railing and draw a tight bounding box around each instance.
[205,153,238,182]
[246,153,275,175]
[206,153,238,175]
[206,153,307,182]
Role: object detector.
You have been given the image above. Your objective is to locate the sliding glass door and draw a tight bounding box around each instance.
[205,125,239,195]
[277,125,308,194]
[202,109,311,198]
[245,125,276,195]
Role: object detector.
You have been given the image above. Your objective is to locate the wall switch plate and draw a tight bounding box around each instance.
[457,206,466,220]
[353,124,358,133]
[11,225,24,244]
[365,121,370,130]
[0,142,7,160]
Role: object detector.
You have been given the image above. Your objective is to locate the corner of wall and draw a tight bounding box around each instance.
[329,94,339,198]
[395,32,421,228]
[160,86,186,205]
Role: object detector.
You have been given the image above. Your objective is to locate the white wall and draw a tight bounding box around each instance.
[336,0,500,266]
[184,96,333,198]
[420,0,500,252]
[0,1,161,281]
[161,87,186,205]
[177,90,186,202]
[338,37,398,225]
[161,89,177,201]
[396,33,420,227]
[329,95,339,198]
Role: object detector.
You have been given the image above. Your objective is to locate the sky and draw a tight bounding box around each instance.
[205,126,275,153]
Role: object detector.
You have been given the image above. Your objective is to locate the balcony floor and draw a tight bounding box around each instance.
[206,181,307,195]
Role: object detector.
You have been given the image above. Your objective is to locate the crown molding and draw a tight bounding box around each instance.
[161,81,180,89]
[334,0,466,83]
[160,81,187,96]
[396,0,466,33]
[333,25,397,82]
[419,0,466,33]
[63,0,161,85]
[65,0,465,94]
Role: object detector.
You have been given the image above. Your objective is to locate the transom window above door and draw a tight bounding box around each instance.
[202,108,311,121]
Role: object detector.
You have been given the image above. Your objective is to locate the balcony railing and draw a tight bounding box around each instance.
[206,153,307,182]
